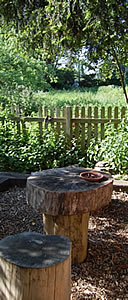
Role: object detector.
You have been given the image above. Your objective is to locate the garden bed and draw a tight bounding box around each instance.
[0,187,128,299]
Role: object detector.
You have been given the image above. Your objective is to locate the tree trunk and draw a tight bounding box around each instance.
[112,48,128,105]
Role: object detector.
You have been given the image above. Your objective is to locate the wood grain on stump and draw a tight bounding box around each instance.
[27,167,113,216]
[0,232,71,300]
[26,167,113,264]
[43,212,89,264]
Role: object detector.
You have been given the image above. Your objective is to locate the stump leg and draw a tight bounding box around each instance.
[43,213,89,264]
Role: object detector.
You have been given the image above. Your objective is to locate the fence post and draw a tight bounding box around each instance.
[66,106,72,142]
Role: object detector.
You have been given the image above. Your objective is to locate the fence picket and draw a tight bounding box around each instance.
[101,107,105,140]
[121,106,126,119]
[114,106,118,129]
[50,107,55,128]
[1,105,127,150]
[94,107,98,139]
[81,107,85,151]
[62,107,66,133]
[87,107,92,144]
[108,106,112,120]
[56,107,60,134]
[75,106,79,141]
[66,106,72,141]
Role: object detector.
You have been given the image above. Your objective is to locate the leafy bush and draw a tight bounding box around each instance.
[0,36,57,113]
[0,121,84,172]
[0,117,128,174]
[52,68,75,89]
[87,118,128,174]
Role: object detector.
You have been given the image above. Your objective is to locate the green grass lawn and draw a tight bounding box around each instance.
[1,85,127,117]
[33,85,127,108]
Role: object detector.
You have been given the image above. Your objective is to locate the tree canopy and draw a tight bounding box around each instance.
[1,0,128,103]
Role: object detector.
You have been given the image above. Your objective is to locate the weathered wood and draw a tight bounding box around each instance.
[27,168,113,264]
[121,106,125,119]
[66,107,72,141]
[62,107,66,132]
[50,107,55,129]
[43,212,89,264]
[1,105,126,147]
[56,107,60,134]
[27,167,113,216]
[87,106,92,144]
[81,107,85,151]
[101,107,105,140]
[94,106,98,139]
[74,106,79,141]
[114,106,118,129]
[108,106,112,120]
[0,232,71,300]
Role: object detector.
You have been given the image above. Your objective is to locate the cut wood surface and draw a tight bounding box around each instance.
[27,167,113,216]
[0,232,71,300]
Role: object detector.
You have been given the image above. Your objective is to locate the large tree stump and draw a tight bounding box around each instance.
[27,167,113,264]
[0,232,71,300]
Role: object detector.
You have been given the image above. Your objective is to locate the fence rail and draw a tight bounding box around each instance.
[0,105,127,150]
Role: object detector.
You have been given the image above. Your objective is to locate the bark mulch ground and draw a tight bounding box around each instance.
[0,187,128,299]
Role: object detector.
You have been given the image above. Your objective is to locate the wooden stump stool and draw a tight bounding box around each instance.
[27,167,113,264]
[0,232,71,300]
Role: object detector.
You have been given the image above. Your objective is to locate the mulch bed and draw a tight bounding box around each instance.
[0,187,128,299]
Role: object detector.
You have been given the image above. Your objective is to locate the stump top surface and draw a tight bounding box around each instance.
[0,232,71,268]
[28,167,112,193]
[26,167,113,215]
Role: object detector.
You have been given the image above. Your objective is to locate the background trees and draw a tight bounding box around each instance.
[0,0,128,102]
[46,0,128,103]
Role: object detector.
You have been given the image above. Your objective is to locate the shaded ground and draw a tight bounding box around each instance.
[0,187,128,299]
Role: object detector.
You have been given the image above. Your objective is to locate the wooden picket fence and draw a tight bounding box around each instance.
[0,105,127,150]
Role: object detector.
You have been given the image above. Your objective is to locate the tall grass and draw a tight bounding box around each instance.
[33,85,126,109]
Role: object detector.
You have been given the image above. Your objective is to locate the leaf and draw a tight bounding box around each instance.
[114,245,122,252]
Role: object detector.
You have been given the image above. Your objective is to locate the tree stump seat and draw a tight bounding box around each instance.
[27,167,113,264]
[0,232,71,300]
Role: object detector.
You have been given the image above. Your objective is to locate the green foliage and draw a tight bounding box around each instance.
[87,118,128,174]
[0,36,58,113]
[52,68,75,89]
[0,35,127,113]
[0,122,83,172]
[80,72,121,88]
[97,120,128,174]
[0,37,51,92]
[32,85,126,108]
[0,116,128,174]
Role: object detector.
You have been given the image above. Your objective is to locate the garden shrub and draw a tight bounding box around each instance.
[0,122,84,173]
[86,118,128,174]
[0,117,128,174]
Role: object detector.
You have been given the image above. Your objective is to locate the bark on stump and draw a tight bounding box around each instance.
[0,232,71,300]
[43,212,89,264]
[27,167,113,265]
